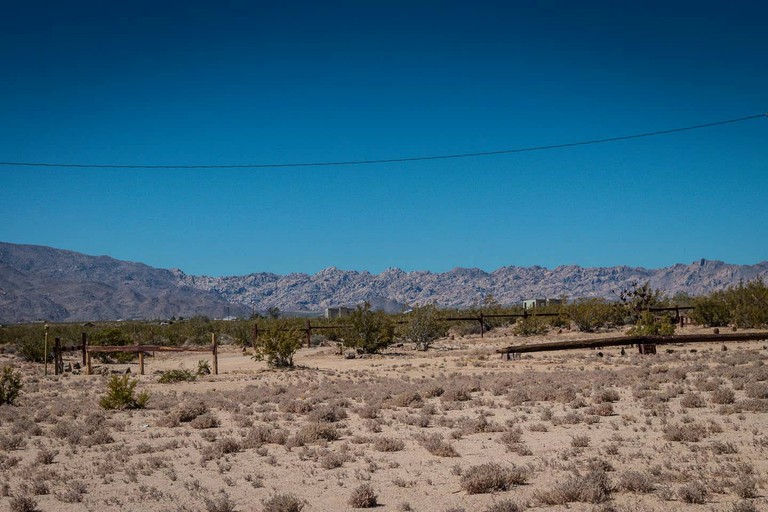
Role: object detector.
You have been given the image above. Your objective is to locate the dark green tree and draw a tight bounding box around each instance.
[345,302,394,354]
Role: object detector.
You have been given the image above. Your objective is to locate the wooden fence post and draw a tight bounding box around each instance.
[479,313,484,339]
[252,322,258,350]
[306,319,312,348]
[44,326,49,377]
[53,338,61,375]
[212,333,218,375]
[139,351,145,375]
[81,332,87,366]
[86,350,92,375]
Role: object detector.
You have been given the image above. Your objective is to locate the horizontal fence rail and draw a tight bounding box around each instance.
[498,331,768,357]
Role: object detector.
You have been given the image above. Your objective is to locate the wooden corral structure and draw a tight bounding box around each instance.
[498,331,768,359]
[51,333,219,376]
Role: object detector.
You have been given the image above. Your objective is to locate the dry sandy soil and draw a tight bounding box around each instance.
[1,326,767,512]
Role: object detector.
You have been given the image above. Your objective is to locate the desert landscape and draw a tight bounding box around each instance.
[1,325,766,512]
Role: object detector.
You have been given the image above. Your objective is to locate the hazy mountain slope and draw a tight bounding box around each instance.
[0,242,249,323]
[1,241,766,322]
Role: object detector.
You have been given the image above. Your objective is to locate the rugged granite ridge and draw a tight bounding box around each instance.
[1,241,766,323]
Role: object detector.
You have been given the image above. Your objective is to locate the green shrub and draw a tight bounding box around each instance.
[512,316,549,336]
[99,375,149,410]
[158,369,196,384]
[568,299,622,332]
[691,295,731,327]
[252,320,303,368]
[344,302,394,354]
[627,311,675,337]
[0,366,22,405]
[399,304,446,350]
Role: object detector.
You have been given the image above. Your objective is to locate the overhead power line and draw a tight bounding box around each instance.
[1,112,765,170]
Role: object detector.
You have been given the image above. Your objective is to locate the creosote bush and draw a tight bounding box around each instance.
[0,366,23,405]
[99,375,150,410]
[252,320,303,368]
[158,368,197,384]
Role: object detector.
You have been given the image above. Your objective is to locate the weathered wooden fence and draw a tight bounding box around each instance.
[51,333,219,376]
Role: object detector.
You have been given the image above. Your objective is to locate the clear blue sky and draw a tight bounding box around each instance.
[1,1,766,276]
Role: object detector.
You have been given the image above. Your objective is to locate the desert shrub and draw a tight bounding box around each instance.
[460,463,528,494]
[294,423,339,444]
[732,501,758,512]
[710,441,738,455]
[35,448,56,465]
[744,382,768,399]
[663,422,707,442]
[593,388,620,403]
[534,469,612,505]
[711,387,736,404]
[723,279,768,328]
[9,495,37,512]
[482,500,524,512]
[678,481,708,504]
[204,491,236,512]
[99,375,149,410]
[0,366,23,405]
[307,405,347,423]
[628,311,675,336]
[512,317,549,336]
[348,483,377,508]
[15,334,47,363]
[252,320,303,368]
[617,470,655,493]
[158,368,196,384]
[568,299,622,332]
[399,304,446,350]
[344,303,394,354]
[262,493,305,512]
[571,435,590,448]
[691,295,731,327]
[732,477,757,499]
[415,433,459,457]
[373,437,405,452]
[178,402,209,422]
[680,392,706,408]
[190,412,220,429]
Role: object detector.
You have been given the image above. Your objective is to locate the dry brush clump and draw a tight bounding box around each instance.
[460,463,529,494]
[533,469,613,505]
[414,433,459,457]
[348,483,377,508]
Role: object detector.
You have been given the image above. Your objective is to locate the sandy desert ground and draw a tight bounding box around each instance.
[1,326,767,511]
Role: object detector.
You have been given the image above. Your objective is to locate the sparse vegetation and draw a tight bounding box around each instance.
[0,365,22,405]
[99,375,149,410]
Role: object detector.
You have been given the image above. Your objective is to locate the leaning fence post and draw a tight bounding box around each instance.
[81,332,87,366]
[212,333,218,375]
[53,338,61,375]
[44,325,49,377]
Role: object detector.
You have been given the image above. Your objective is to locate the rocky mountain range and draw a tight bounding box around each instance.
[1,241,766,323]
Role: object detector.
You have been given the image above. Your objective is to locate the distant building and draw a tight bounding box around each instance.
[325,306,355,319]
[523,298,563,310]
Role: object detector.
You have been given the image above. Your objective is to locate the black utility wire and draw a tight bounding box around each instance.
[1,113,765,169]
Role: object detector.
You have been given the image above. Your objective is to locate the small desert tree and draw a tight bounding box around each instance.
[691,294,731,327]
[253,320,303,368]
[568,298,622,332]
[345,302,394,354]
[401,304,446,350]
[620,282,675,336]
